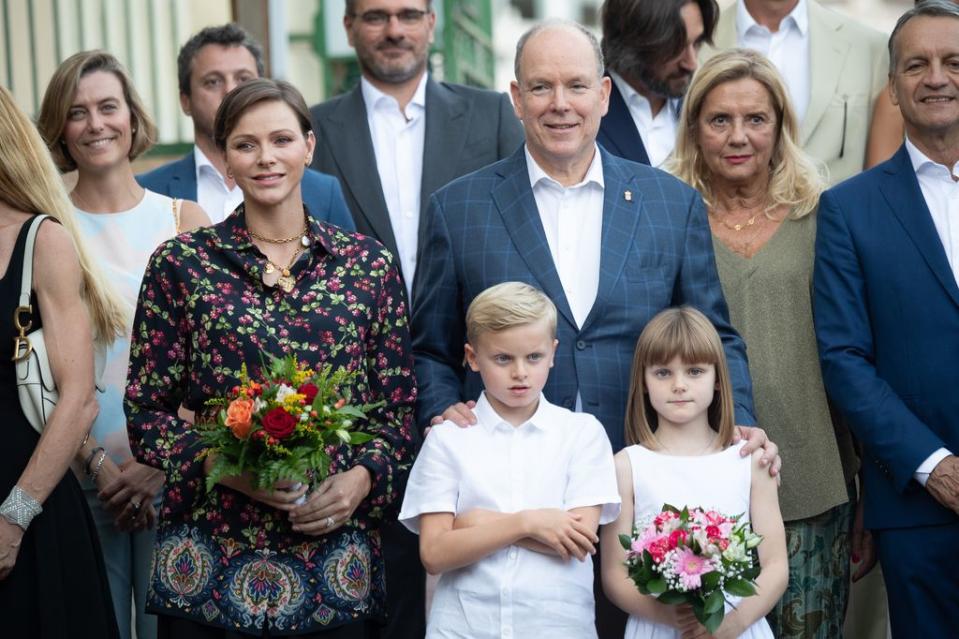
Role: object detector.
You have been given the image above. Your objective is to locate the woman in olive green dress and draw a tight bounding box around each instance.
[667,49,864,639]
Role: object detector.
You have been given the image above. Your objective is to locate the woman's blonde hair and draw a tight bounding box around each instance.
[36,50,157,173]
[624,307,735,449]
[0,86,124,343]
[466,282,557,344]
[666,48,825,219]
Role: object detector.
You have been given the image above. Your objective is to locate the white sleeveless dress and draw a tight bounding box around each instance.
[74,189,180,466]
[623,442,774,639]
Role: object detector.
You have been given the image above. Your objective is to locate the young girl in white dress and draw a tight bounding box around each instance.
[601,307,787,639]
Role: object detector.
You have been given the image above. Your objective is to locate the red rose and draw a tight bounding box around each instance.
[262,407,297,439]
[297,382,319,404]
[705,525,722,540]
[668,529,688,549]
[648,537,669,563]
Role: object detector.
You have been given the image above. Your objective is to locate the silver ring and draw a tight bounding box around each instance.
[325,516,335,528]
[130,500,142,517]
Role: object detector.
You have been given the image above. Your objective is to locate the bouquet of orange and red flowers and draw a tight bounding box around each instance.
[196,353,378,492]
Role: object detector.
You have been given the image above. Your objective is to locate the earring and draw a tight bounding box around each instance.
[305,155,312,166]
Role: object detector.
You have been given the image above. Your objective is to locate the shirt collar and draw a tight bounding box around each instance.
[525,144,605,191]
[609,71,682,121]
[737,0,808,39]
[474,391,553,432]
[361,72,428,118]
[194,145,225,181]
[905,136,959,178]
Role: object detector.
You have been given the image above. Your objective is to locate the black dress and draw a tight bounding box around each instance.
[0,216,119,637]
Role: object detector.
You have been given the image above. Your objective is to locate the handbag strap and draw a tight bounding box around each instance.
[172,197,182,234]
[18,215,50,309]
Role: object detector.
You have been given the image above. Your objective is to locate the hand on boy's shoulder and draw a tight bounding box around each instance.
[430,400,478,430]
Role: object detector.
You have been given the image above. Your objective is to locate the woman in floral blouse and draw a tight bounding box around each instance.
[125,78,416,638]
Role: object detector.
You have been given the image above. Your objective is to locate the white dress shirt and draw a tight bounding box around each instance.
[195,145,244,224]
[526,145,604,329]
[608,71,680,168]
[736,0,811,123]
[905,138,958,485]
[400,393,620,639]
[363,73,428,298]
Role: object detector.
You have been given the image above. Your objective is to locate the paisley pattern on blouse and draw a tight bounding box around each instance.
[126,208,415,633]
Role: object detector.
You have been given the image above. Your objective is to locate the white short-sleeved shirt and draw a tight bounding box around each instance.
[399,393,621,639]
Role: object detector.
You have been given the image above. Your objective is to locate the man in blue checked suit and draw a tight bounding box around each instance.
[413,20,768,451]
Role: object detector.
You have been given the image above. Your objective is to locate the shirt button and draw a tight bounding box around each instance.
[502,586,510,596]
[503,629,512,637]
[404,210,414,218]
[509,549,518,560]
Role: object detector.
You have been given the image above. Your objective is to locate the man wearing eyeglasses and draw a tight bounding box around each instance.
[309,3,523,638]
[310,0,524,303]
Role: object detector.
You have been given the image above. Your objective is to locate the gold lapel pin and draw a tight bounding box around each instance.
[624,190,633,202]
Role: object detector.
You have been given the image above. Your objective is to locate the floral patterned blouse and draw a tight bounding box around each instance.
[125,207,416,634]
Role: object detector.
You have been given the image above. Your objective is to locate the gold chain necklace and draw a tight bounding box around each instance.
[248,222,308,244]
[709,208,763,232]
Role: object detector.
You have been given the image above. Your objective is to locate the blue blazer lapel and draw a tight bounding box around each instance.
[581,150,641,332]
[491,150,577,327]
[597,79,650,165]
[171,153,198,201]
[880,145,959,309]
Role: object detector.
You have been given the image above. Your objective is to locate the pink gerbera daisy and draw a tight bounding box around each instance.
[675,548,711,590]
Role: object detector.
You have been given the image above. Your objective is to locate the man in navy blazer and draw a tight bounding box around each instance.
[137,24,354,230]
[813,3,959,635]
[597,0,719,166]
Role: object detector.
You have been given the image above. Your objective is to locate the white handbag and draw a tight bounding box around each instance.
[13,215,103,433]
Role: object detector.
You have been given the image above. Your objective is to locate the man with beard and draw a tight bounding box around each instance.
[310,0,523,300]
[597,0,719,167]
[138,24,354,228]
[309,3,523,638]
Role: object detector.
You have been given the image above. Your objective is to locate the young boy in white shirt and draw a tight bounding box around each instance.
[399,281,620,638]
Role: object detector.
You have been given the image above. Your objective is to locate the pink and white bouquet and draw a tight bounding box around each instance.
[620,504,763,633]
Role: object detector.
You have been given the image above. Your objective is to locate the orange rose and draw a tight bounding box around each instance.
[226,398,254,439]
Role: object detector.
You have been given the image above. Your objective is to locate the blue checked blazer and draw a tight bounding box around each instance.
[411,146,755,450]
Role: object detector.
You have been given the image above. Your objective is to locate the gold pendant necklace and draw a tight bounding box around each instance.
[262,247,303,293]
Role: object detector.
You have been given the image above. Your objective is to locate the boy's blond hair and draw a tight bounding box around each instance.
[466,282,557,344]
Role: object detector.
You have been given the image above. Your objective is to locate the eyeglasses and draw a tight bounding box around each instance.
[353,9,429,27]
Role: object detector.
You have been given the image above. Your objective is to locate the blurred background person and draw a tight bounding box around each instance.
[598,0,720,167]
